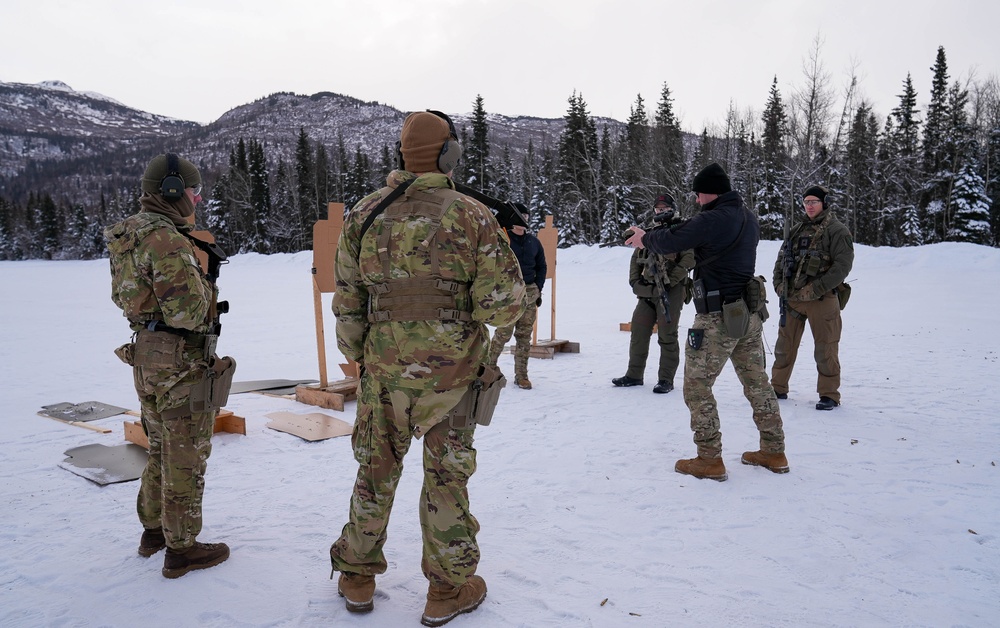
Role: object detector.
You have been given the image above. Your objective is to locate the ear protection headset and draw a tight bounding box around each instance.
[395,110,463,173]
[160,153,185,200]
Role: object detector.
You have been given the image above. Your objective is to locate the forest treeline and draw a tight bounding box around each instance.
[0,44,997,260]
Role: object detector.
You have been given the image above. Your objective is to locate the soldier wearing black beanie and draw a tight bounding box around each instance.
[623,161,788,481]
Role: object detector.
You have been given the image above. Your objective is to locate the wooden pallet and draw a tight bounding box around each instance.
[123,410,246,450]
[294,378,359,412]
[528,339,581,359]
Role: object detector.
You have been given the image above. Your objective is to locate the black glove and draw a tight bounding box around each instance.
[535,296,542,307]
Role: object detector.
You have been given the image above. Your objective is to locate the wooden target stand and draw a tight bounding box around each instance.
[519,215,580,358]
[294,204,361,411]
[123,229,247,446]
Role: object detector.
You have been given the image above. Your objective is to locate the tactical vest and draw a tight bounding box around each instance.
[365,187,473,324]
[789,215,833,290]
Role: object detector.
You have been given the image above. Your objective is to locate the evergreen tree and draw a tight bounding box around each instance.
[295,127,317,250]
[556,91,599,244]
[758,77,791,239]
[315,142,330,220]
[922,47,951,176]
[37,194,60,259]
[947,160,992,243]
[268,160,297,253]
[844,102,881,244]
[465,95,491,191]
[888,74,924,244]
[247,138,271,252]
[652,83,686,197]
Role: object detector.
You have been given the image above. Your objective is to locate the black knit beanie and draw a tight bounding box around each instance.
[654,193,675,208]
[692,163,732,194]
[802,185,829,203]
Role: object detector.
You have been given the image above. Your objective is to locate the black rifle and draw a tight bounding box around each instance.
[186,234,230,338]
[646,210,684,323]
[778,220,795,328]
[453,183,528,230]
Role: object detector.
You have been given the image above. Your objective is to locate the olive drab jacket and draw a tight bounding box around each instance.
[333,170,526,392]
[773,207,854,302]
[629,248,695,300]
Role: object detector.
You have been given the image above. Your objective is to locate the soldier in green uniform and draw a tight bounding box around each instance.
[771,185,855,410]
[612,194,694,394]
[104,153,233,578]
[329,111,525,626]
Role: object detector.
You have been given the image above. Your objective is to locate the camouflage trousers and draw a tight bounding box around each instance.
[330,374,480,588]
[625,282,685,383]
[134,360,214,550]
[771,293,843,403]
[683,312,784,458]
[488,284,539,379]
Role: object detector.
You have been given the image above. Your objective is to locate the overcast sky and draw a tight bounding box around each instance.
[4,0,998,132]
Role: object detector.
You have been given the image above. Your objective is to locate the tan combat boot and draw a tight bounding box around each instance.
[741,450,790,474]
[674,456,728,481]
[515,377,532,390]
[337,572,376,613]
[138,528,166,557]
[421,575,487,627]
[161,541,230,579]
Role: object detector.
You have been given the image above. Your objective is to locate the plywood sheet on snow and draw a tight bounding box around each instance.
[265,411,352,442]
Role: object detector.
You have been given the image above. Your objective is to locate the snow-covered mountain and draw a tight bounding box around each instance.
[0,80,603,205]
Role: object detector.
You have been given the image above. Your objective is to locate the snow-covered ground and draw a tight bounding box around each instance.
[1,240,998,627]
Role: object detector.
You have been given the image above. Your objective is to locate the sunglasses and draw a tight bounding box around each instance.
[190,184,203,196]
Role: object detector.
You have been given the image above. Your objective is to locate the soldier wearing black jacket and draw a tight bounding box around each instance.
[625,163,787,481]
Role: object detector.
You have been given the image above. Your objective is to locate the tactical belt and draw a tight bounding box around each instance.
[367,278,473,323]
[141,320,207,346]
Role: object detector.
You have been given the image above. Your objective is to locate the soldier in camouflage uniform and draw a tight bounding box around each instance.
[771,185,855,411]
[329,111,525,626]
[626,163,787,481]
[613,194,694,394]
[104,154,232,578]
[487,203,546,389]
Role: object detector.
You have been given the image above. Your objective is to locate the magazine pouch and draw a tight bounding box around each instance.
[835,282,852,310]
[133,330,184,369]
[722,298,751,339]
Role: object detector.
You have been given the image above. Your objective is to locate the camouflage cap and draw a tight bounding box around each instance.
[141,154,202,195]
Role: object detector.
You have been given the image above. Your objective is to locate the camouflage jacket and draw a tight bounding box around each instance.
[772,207,854,301]
[104,210,213,333]
[333,170,526,391]
[629,248,694,299]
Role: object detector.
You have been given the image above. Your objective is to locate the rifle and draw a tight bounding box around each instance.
[186,235,230,341]
[643,210,684,324]
[778,218,795,328]
[453,183,528,230]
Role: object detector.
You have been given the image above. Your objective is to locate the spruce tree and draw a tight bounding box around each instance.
[465,95,491,192]
[759,77,791,239]
[652,83,686,198]
[947,160,992,243]
[556,91,599,244]
[295,127,317,251]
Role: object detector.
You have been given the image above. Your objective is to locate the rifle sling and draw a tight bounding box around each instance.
[359,178,416,243]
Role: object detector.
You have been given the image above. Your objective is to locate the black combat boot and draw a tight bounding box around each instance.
[816,396,839,410]
[653,380,674,394]
[611,375,643,387]
[162,541,230,579]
